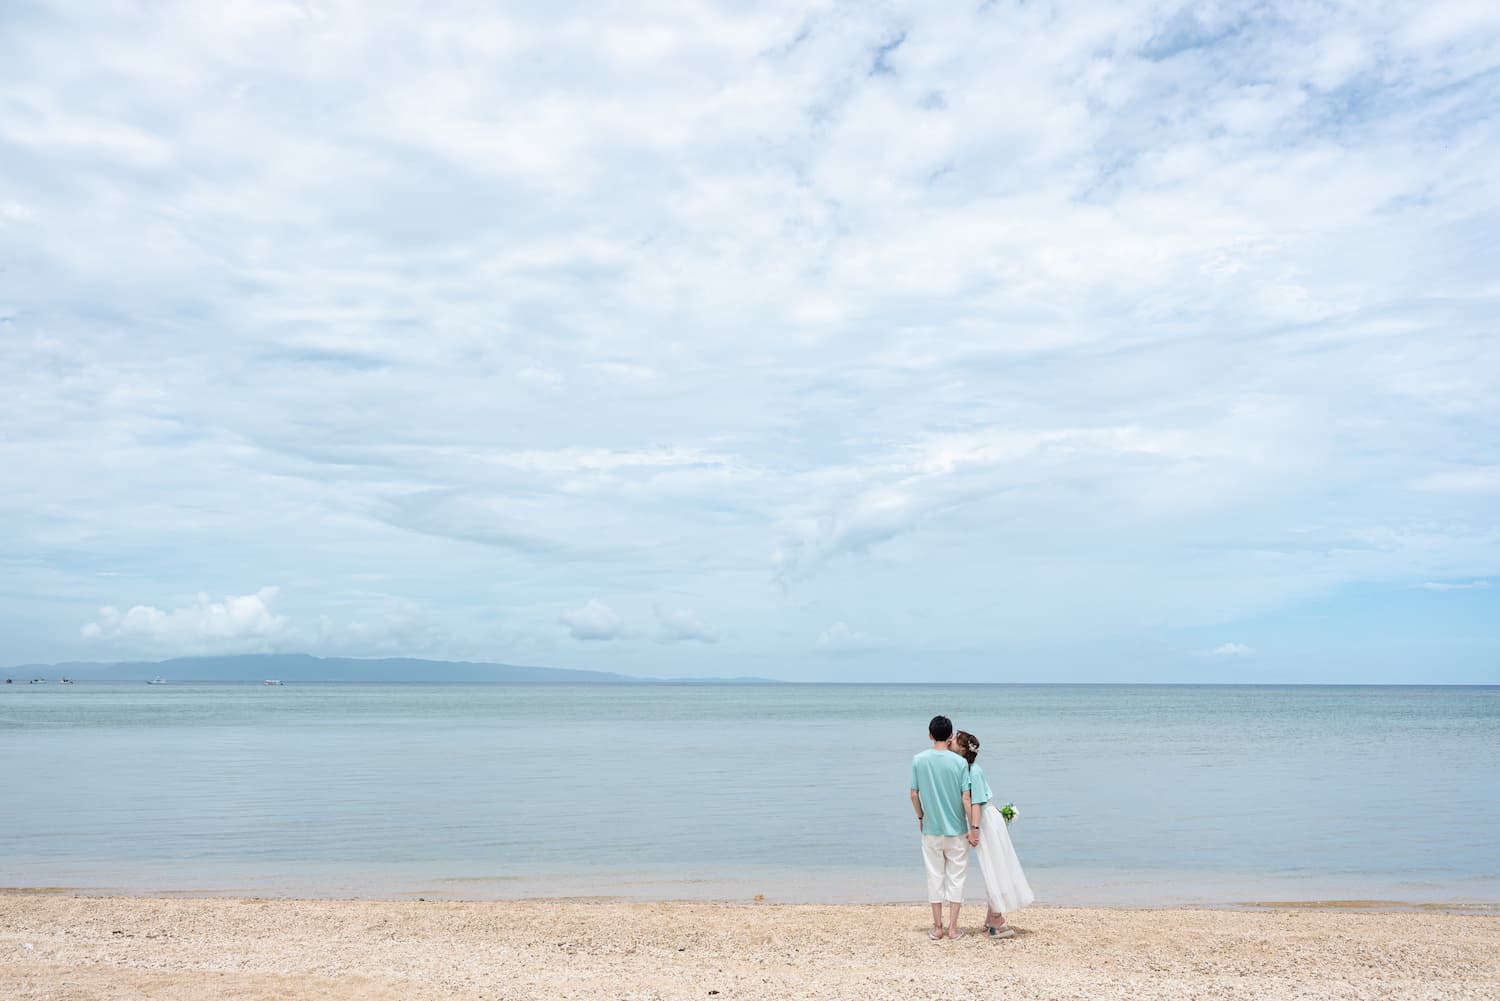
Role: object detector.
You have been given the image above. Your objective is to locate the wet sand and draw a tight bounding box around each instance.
[2,893,1496,1000]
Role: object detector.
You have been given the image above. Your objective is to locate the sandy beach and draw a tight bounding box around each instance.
[2,894,1496,1000]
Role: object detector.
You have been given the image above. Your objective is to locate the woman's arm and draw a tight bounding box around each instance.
[963,791,980,845]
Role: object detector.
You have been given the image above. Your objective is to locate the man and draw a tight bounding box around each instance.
[909,714,979,940]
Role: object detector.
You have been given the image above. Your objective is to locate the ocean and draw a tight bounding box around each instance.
[2,683,1496,907]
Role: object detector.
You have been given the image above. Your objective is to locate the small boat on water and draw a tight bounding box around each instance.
[59,678,74,685]
[29,677,47,684]
[146,677,167,685]
[262,679,284,686]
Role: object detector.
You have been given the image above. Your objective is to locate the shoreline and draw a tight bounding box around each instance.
[4,884,1499,915]
[3,893,1497,1000]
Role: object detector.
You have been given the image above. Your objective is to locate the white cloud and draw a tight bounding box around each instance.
[654,604,718,644]
[560,599,627,642]
[0,90,175,167]
[515,365,564,386]
[1414,468,1500,495]
[81,587,288,650]
[310,596,458,657]
[1208,643,1253,658]
[596,362,659,383]
[1419,581,1492,592]
[816,621,884,655]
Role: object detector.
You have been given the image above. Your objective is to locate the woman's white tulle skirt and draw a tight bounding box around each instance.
[975,802,1034,914]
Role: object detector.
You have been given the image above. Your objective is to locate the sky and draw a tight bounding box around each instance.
[2,1,1498,682]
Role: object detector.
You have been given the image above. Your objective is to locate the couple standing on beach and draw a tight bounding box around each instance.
[910,714,1034,941]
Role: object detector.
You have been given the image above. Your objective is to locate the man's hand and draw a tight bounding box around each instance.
[967,829,980,847]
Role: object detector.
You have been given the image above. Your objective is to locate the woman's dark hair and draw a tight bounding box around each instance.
[953,730,979,766]
[928,715,953,741]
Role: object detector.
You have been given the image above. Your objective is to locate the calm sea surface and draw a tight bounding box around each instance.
[2,684,1497,906]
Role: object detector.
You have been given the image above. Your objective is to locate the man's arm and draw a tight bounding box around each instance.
[963,791,980,846]
[910,788,924,827]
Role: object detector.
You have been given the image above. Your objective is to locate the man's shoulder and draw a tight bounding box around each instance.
[906,747,942,774]
[913,748,960,769]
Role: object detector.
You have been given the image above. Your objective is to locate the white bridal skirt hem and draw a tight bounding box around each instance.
[976,801,1035,914]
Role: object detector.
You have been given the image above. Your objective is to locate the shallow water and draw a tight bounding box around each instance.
[2,683,1496,905]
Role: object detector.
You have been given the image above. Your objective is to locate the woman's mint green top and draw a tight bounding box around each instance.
[964,763,993,805]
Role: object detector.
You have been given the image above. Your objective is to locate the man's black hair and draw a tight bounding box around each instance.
[928,715,953,741]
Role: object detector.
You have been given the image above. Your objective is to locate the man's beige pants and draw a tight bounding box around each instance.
[921,833,968,903]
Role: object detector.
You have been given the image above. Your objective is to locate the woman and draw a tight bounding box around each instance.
[953,730,1034,937]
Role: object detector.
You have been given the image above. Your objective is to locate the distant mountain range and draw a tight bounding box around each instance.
[2,653,780,685]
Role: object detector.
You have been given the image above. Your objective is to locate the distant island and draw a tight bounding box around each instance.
[2,653,781,685]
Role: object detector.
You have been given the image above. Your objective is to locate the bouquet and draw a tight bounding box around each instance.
[998,802,1018,826]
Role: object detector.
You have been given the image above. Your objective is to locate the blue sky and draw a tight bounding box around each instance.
[2,1,1497,682]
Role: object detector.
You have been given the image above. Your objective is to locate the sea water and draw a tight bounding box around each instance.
[1,683,1496,906]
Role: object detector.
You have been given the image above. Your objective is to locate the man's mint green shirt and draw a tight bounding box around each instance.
[910,748,968,836]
